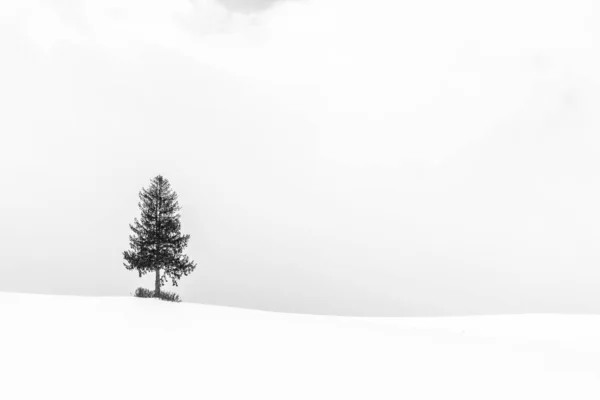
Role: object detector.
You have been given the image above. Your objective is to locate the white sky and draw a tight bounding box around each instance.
[1,0,600,315]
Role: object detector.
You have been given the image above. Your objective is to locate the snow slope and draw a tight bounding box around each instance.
[1,292,599,399]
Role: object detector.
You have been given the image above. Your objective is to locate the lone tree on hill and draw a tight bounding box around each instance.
[123,175,197,297]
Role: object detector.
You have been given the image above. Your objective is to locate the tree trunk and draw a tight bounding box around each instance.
[155,268,161,297]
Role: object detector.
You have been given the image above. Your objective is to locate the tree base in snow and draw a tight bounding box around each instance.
[134,287,181,303]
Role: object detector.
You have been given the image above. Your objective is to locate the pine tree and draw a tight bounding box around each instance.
[123,175,197,297]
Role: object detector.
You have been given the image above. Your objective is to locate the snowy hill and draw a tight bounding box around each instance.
[1,292,600,399]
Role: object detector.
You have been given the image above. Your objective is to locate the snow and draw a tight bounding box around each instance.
[1,292,600,399]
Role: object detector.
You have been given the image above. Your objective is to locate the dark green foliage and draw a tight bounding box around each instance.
[123,175,197,296]
[134,287,154,298]
[156,290,182,303]
[134,287,182,302]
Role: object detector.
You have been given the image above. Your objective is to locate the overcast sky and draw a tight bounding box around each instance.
[1,0,600,316]
[217,0,283,13]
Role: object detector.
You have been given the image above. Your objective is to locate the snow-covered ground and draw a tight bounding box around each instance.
[1,292,599,399]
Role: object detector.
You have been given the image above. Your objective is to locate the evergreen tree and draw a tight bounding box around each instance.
[123,175,196,297]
